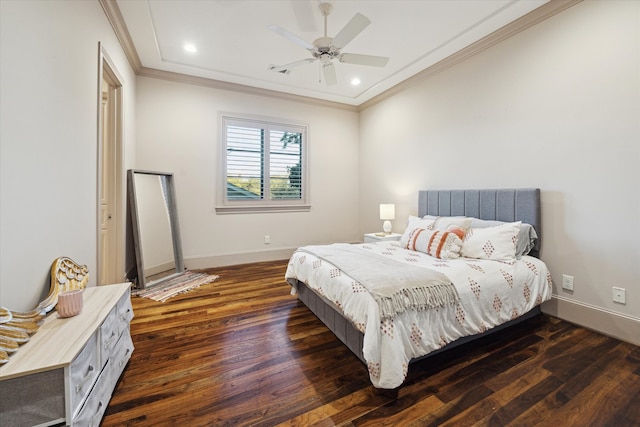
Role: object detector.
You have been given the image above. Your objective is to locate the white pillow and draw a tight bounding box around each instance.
[400,216,435,248]
[469,218,538,257]
[434,216,472,232]
[461,221,521,261]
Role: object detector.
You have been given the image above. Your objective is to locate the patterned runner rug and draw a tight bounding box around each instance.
[132,271,219,302]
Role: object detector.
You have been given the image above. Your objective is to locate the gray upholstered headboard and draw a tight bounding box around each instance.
[418,188,541,256]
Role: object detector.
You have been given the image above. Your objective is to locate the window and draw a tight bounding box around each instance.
[217,114,309,213]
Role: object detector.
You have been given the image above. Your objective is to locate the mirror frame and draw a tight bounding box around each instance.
[127,169,185,289]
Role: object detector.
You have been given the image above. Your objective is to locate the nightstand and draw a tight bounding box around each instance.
[364,232,402,243]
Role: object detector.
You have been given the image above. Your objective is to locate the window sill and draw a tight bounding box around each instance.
[215,204,311,214]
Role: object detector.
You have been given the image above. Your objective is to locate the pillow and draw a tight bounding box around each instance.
[469,218,538,257]
[406,228,463,259]
[430,216,472,240]
[461,221,522,261]
[435,216,472,230]
[400,216,436,248]
[423,215,472,232]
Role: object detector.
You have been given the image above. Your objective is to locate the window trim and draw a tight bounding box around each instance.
[216,113,310,214]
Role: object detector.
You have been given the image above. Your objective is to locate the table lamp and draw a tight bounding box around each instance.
[379,203,395,234]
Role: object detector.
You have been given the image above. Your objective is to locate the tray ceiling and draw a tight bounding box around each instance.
[116,0,550,106]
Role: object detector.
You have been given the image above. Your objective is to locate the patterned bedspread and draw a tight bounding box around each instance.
[285,241,553,389]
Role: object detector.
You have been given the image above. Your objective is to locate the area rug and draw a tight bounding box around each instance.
[132,271,219,302]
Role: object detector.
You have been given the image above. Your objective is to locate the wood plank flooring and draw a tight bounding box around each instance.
[102,260,640,426]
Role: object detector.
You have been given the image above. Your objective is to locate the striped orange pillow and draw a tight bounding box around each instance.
[405,228,463,259]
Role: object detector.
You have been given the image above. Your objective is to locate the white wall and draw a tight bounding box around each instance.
[359,1,640,342]
[134,77,360,267]
[0,0,136,311]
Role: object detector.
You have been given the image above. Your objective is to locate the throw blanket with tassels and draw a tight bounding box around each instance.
[297,244,459,320]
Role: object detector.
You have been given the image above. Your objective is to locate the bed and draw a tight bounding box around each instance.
[285,188,553,389]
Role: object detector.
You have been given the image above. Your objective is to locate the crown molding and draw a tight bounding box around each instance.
[358,0,582,110]
[99,0,142,72]
[99,0,581,112]
[137,66,359,112]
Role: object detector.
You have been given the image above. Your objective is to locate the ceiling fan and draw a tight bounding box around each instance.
[267,2,389,86]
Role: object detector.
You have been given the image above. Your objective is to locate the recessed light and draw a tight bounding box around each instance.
[350,77,361,86]
[184,43,197,53]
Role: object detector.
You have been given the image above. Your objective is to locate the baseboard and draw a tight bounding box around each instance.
[542,295,640,346]
[185,247,296,269]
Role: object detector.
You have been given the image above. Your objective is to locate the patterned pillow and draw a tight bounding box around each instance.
[406,228,463,259]
[469,218,538,257]
[400,216,436,248]
[461,221,521,261]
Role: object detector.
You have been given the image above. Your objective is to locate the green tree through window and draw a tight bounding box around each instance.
[271,132,302,199]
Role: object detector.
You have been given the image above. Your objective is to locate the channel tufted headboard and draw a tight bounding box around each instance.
[417,188,541,257]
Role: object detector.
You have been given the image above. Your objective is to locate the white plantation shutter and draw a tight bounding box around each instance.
[218,115,309,213]
[226,124,264,200]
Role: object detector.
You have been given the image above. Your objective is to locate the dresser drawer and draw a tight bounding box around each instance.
[117,292,134,327]
[106,332,134,392]
[100,307,120,362]
[72,363,111,427]
[100,293,134,361]
[68,333,100,417]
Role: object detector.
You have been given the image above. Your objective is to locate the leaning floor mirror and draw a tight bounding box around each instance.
[127,169,185,289]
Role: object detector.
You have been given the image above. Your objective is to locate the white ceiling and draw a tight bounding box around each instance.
[116,0,549,106]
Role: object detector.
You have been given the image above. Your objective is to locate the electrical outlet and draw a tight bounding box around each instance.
[613,287,626,304]
[264,235,270,244]
[562,274,574,291]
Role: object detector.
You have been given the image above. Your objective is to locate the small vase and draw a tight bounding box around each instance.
[57,289,83,318]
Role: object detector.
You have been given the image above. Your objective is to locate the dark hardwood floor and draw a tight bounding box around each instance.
[102,260,640,427]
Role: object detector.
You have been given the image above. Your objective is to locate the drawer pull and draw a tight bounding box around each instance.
[119,347,132,367]
[75,364,95,393]
[88,401,103,427]
[120,308,132,321]
[104,330,118,349]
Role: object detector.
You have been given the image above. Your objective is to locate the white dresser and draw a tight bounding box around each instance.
[0,283,134,426]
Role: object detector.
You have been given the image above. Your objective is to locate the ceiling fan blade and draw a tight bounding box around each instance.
[339,53,389,67]
[322,61,337,86]
[268,58,316,73]
[291,0,317,32]
[331,13,370,49]
[267,24,314,50]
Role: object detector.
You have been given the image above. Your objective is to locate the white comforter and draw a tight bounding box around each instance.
[285,241,553,389]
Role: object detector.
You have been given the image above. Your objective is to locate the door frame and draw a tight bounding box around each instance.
[97,43,124,284]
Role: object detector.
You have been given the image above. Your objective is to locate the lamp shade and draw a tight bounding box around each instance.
[379,204,395,220]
